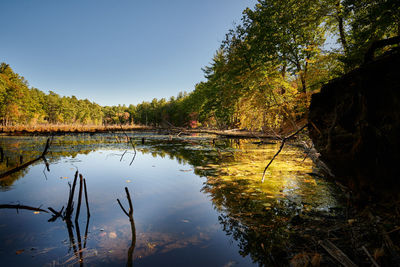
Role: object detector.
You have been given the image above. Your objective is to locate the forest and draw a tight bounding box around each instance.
[1,0,399,131]
[1,0,400,266]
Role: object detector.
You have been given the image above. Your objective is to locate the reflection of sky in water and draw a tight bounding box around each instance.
[0,147,255,266]
[0,135,343,266]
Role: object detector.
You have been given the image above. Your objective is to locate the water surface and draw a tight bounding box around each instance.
[0,133,343,266]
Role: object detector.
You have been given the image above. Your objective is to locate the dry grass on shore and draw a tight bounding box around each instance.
[0,124,153,134]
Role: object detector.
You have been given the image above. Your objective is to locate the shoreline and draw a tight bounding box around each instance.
[0,125,297,139]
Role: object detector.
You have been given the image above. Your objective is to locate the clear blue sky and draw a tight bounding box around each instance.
[0,0,257,106]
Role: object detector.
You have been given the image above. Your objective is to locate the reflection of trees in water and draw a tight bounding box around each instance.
[0,135,118,189]
[142,138,340,266]
[206,178,297,265]
[0,135,340,266]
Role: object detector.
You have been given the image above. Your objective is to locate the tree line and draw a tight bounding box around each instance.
[1,0,398,129]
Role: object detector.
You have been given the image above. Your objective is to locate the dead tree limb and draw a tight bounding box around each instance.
[319,239,357,267]
[117,199,129,217]
[83,178,90,218]
[65,171,79,218]
[262,124,308,182]
[0,204,48,213]
[48,206,64,222]
[43,156,50,172]
[120,150,127,162]
[119,125,137,165]
[362,246,380,267]
[83,214,90,249]
[75,219,84,266]
[75,174,83,222]
[0,138,52,180]
[117,187,136,267]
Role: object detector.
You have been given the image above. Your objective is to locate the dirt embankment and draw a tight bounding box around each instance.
[309,47,400,199]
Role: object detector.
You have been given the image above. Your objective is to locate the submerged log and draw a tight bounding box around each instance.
[309,46,400,199]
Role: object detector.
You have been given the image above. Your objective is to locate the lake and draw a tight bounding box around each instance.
[0,133,343,266]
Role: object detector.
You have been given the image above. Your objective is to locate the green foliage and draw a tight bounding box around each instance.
[0,64,103,126]
[343,0,400,67]
[0,0,397,130]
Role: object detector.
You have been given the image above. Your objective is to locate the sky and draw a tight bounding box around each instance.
[0,0,257,106]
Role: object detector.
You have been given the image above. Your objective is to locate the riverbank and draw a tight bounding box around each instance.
[0,123,306,139]
[0,125,153,134]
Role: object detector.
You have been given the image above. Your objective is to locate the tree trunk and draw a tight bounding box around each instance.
[336,0,348,54]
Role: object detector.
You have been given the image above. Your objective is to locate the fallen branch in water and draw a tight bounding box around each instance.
[48,206,64,222]
[0,137,51,180]
[119,125,137,165]
[319,239,357,267]
[120,150,127,161]
[261,124,307,182]
[0,204,48,213]
[362,246,380,267]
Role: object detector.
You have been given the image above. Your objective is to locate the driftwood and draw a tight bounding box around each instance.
[117,187,136,267]
[261,124,308,182]
[319,239,357,267]
[0,204,48,213]
[362,246,380,267]
[0,138,51,180]
[166,127,277,139]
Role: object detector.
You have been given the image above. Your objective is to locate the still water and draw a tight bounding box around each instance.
[0,133,343,266]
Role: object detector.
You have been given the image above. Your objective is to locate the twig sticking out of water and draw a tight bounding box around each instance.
[83,178,90,218]
[75,174,83,222]
[48,171,91,266]
[117,187,136,267]
[120,150,127,161]
[261,124,307,182]
[65,171,79,218]
[118,125,137,165]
